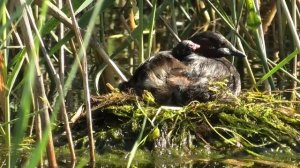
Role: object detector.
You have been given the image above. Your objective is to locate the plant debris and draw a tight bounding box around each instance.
[70,90,300,163]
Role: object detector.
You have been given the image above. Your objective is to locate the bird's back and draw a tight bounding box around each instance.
[182,54,241,98]
[119,51,192,105]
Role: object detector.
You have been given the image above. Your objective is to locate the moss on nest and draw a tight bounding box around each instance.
[72,90,300,162]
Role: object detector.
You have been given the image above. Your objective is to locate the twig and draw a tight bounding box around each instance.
[19,2,57,166]
[25,3,76,163]
[66,0,95,162]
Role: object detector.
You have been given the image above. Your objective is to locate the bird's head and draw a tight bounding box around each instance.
[189,31,246,58]
[171,40,201,60]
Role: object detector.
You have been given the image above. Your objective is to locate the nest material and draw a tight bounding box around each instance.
[75,90,300,160]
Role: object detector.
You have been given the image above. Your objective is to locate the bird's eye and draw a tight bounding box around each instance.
[209,46,215,49]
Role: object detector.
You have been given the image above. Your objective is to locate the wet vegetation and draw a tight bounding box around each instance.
[0,0,300,167]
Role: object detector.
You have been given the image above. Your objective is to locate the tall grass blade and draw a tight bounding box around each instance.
[138,0,144,64]
[127,115,147,168]
[256,49,300,86]
[146,0,157,58]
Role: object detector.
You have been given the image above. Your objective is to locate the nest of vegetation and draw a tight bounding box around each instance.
[70,89,300,164]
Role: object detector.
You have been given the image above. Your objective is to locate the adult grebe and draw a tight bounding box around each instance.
[120,32,246,105]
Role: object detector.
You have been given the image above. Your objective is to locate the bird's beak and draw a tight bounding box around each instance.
[231,49,246,58]
[218,47,247,58]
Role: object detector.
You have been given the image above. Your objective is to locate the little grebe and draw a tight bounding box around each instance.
[120,31,246,105]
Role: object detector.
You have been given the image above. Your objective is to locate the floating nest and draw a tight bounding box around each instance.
[67,90,300,165]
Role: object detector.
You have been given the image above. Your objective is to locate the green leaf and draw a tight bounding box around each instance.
[257,49,300,85]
